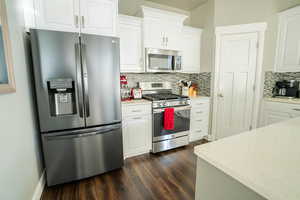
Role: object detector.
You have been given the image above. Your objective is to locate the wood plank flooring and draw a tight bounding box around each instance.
[42,140,208,200]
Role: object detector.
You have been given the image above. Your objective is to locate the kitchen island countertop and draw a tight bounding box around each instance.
[194,117,300,200]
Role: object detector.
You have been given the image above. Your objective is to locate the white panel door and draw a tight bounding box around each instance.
[122,115,151,158]
[119,17,143,73]
[216,33,258,139]
[80,0,117,36]
[34,0,80,32]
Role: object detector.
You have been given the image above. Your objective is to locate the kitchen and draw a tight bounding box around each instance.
[1,0,300,200]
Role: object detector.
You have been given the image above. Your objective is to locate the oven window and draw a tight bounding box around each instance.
[153,109,190,138]
[148,54,172,70]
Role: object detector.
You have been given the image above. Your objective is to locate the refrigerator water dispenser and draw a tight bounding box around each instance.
[47,79,76,116]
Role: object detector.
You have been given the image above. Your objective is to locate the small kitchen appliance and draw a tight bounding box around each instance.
[131,88,142,99]
[273,80,299,98]
[140,82,191,153]
[145,48,182,73]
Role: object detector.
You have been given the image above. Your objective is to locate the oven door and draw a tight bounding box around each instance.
[153,106,191,142]
[146,48,180,73]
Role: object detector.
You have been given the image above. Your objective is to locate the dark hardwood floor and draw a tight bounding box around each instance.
[42,140,208,200]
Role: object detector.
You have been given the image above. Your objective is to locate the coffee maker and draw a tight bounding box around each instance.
[272,80,300,98]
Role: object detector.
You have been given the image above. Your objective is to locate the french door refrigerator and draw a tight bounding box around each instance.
[30,29,123,186]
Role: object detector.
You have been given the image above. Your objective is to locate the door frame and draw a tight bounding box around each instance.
[211,23,267,140]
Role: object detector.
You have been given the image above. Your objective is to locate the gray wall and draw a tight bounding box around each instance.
[190,0,215,72]
[0,0,43,199]
[214,0,300,71]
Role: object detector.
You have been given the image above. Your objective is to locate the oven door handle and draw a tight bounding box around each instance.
[153,106,191,113]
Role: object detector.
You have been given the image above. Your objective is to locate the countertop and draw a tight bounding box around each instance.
[264,97,300,104]
[194,117,300,200]
[121,99,152,105]
[189,96,210,100]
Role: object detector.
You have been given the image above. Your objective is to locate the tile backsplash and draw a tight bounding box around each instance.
[123,71,300,98]
[264,71,300,97]
[121,73,212,96]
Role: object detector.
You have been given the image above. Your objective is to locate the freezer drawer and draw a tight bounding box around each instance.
[42,124,123,186]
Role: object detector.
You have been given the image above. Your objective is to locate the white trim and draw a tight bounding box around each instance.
[211,23,267,140]
[32,170,46,200]
[215,23,267,35]
[141,6,188,24]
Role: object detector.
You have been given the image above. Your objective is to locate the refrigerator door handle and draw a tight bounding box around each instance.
[81,43,90,117]
[44,126,121,140]
[75,43,84,118]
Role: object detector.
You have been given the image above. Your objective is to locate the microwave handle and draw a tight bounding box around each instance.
[173,56,182,71]
[153,106,191,113]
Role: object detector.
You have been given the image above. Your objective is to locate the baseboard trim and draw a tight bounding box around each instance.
[32,170,46,200]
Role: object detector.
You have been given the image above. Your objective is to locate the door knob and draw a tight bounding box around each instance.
[218,93,224,98]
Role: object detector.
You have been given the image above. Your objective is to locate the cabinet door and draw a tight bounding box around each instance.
[164,24,182,51]
[143,19,164,49]
[34,0,80,32]
[275,6,300,72]
[80,0,117,36]
[263,110,291,126]
[182,30,201,73]
[122,115,151,158]
[119,17,143,73]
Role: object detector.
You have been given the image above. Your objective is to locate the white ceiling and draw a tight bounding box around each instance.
[146,0,209,10]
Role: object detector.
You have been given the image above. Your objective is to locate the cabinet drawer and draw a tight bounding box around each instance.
[191,118,209,126]
[122,104,151,117]
[191,119,208,131]
[191,108,209,121]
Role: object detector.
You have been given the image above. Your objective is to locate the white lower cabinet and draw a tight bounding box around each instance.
[122,102,152,159]
[189,97,210,142]
[261,100,300,127]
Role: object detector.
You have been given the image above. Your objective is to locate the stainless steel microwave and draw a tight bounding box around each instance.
[145,48,182,73]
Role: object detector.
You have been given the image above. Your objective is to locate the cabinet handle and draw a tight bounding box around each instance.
[162,37,165,47]
[196,119,203,122]
[81,16,85,28]
[293,108,300,112]
[74,15,79,28]
[196,103,204,106]
[166,37,168,46]
[132,117,142,120]
[132,110,142,113]
[196,111,203,114]
[196,130,202,133]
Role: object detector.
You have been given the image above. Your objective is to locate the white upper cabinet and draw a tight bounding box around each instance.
[142,6,187,51]
[275,6,300,72]
[31,0,117,36]
[80,0,117,36]
[34,0,80,32]
[118,15,143,73]
[181,26,202,73]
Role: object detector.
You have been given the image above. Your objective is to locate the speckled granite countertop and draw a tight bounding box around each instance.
[264,97,300,104]
[121,99,152,105]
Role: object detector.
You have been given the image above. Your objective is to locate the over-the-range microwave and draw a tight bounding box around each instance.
[145,48,182,73]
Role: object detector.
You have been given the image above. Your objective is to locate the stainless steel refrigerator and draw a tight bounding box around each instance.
[30,29,123,186]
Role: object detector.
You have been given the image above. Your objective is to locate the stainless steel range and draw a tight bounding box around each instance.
[140,82,191,153]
